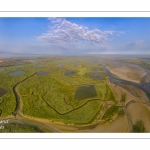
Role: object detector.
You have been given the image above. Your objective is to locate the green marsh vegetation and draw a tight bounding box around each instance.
[95,83,116,102]
[117,109,125,118]
[0,88,8,97]
[0,123,41,133]
[102,106,124,122]
[0,56,120,125]
[132,120,146,132]
[120,93,126,102]
[18,75,103,124]
[0,60,42,117]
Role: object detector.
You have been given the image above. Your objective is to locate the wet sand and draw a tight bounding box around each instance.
[108,82,143,104]
[126,102,150,132]
[107,65,146,83]
[86,116,129,132]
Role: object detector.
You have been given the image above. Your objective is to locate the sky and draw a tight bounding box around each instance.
[0,17,150,55]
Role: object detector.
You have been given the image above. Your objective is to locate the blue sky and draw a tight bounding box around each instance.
[0,17,150,55]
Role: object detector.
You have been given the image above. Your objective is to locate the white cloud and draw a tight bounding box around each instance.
[35,18,127,54]
[37,18,119,45]
[126,40,144,46]
[114,40,148,54]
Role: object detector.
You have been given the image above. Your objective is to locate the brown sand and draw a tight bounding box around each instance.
[84,116,129,132]
[108,82,144,104]
[107,65,147,83]
[126,102,150,132]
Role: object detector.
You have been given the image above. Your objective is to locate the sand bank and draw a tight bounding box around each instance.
[107,65,147,83]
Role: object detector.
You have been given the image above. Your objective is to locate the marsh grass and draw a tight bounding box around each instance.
[120,93,126,102]
[0,123,41,133]
[102,106,119,121]
[0,57,120,124]
[133,120,146,133]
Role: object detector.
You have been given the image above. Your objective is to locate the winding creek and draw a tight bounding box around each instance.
[13,72,37,116]
[10,72,60,132]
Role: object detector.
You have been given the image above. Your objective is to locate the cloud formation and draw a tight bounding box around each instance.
[126,40,144,47]
[37,18,120,46]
